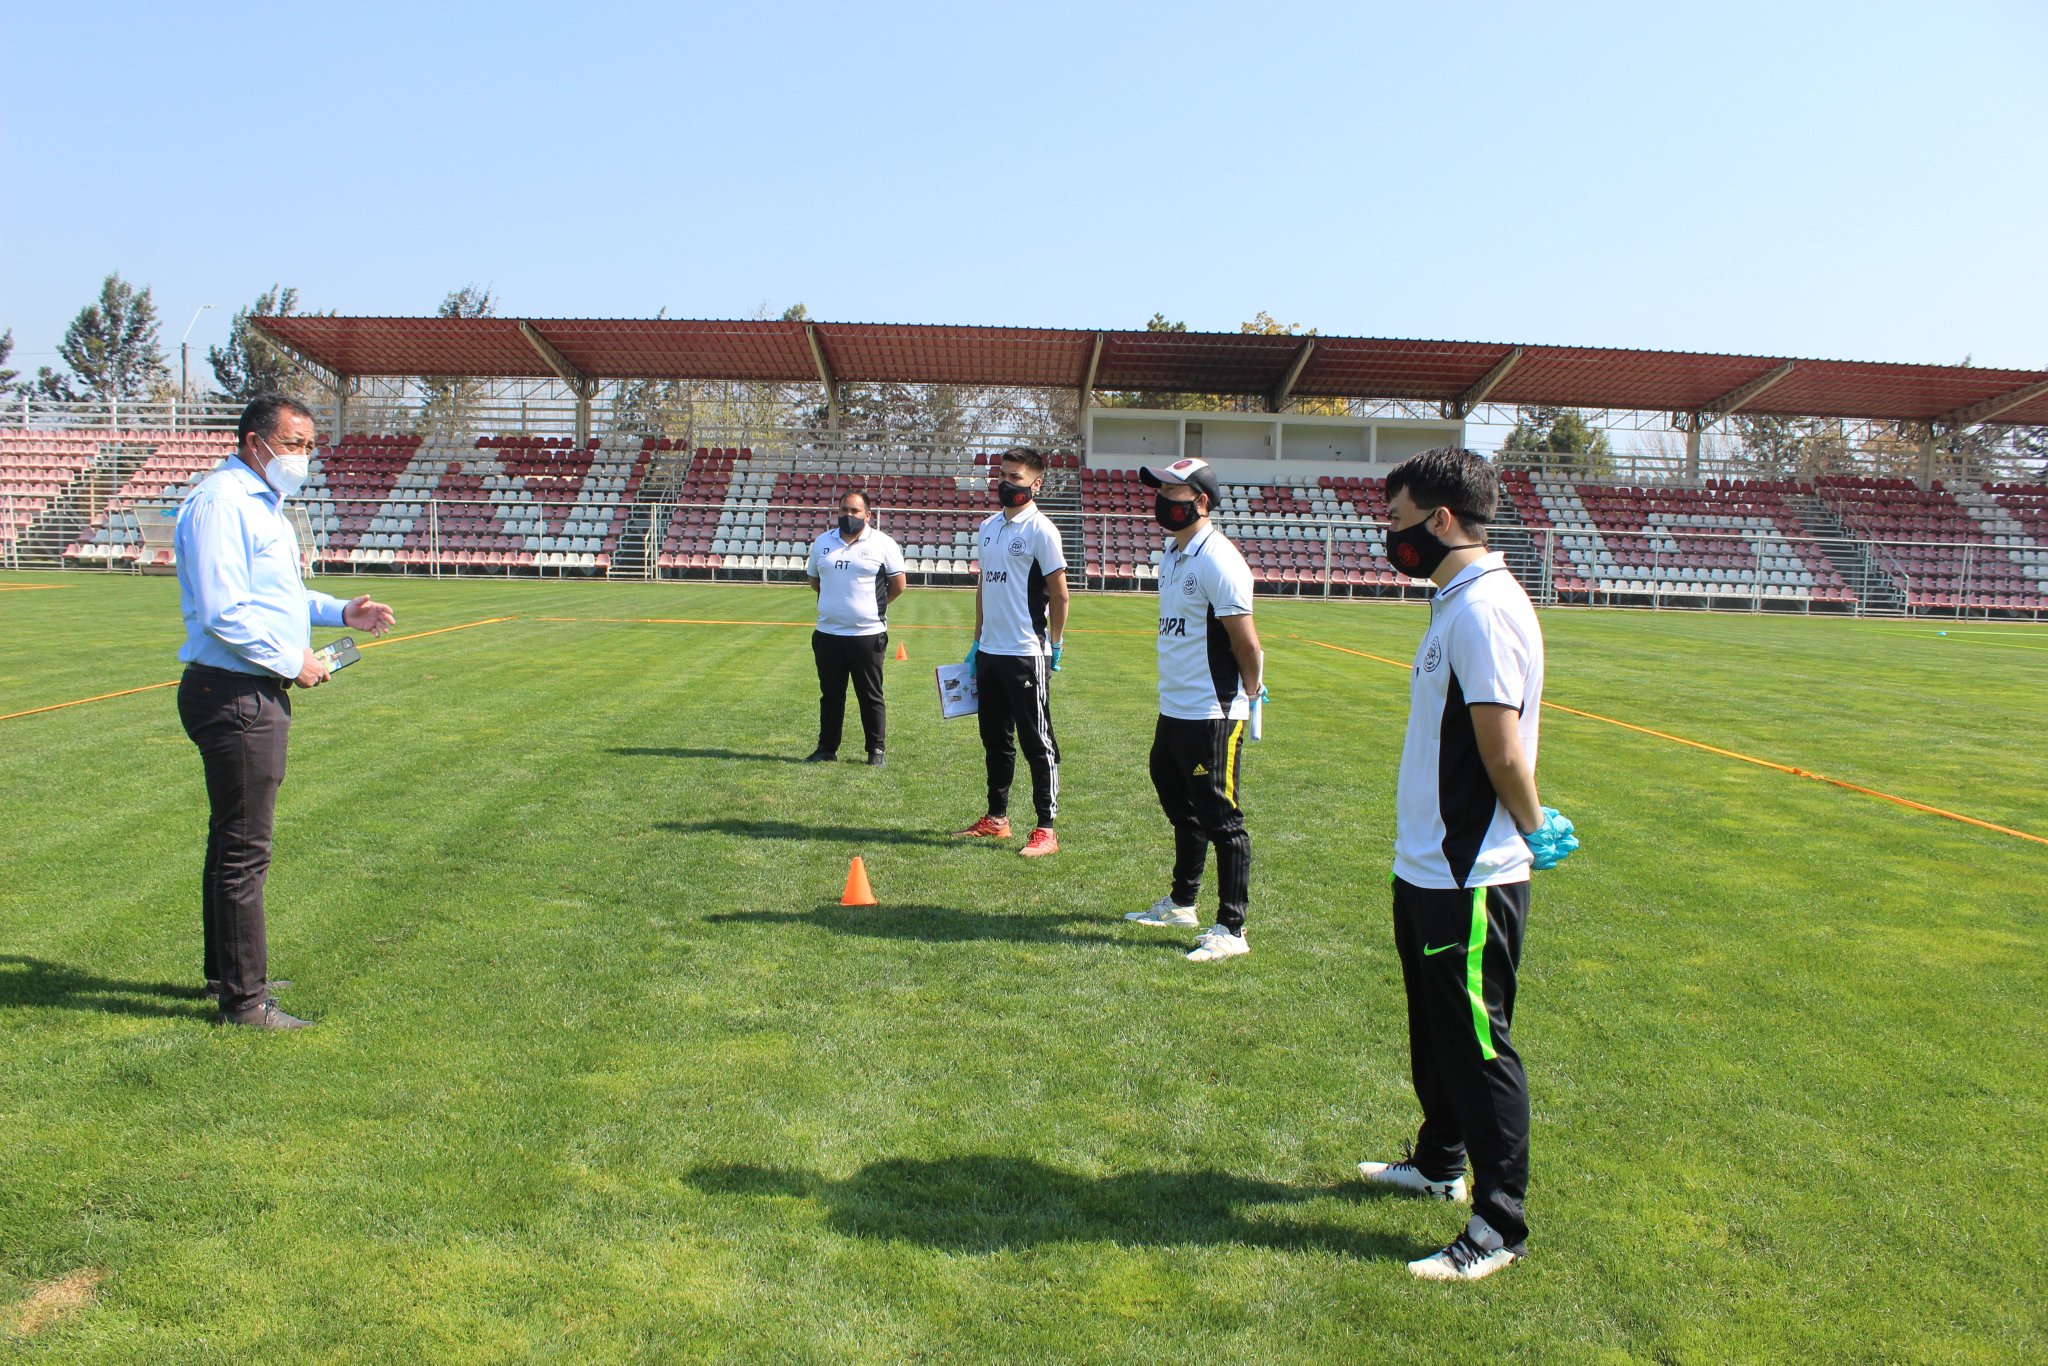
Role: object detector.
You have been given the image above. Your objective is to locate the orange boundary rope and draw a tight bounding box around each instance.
[527,615,1162,638]
[0,615,514,723]
[1301,636,2048,848]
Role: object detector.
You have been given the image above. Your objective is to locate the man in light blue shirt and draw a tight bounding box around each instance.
[174,395,393,1029]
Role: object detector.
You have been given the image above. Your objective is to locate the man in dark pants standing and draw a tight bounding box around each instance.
[804,488,907,766]
[1355,447,1577,1281]
[175,395,394,1029]
[1122,458,1264,962]
[953,448,1068,858]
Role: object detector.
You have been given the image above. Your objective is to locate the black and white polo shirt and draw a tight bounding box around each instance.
[1156,525,1256,721]
[1395,553,1545,889]
[807,525,906,636]
[976,503,1066,658]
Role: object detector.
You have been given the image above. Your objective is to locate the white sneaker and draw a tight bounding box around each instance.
[1357,1156,1468,1203]
[1127,896,1200,927]
[1185,925,1249,961]
[1408,1215,1524,1282]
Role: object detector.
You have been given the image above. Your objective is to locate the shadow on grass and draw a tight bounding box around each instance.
[705,903,1157,948]
[0,954,208,1020]
[658,819,959,847]
[686,1156,1419,1260]
[610,746,808,764]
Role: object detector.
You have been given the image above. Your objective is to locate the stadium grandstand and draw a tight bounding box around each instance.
[3,318,2043,617]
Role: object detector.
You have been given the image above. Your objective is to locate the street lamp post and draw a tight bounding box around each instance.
[180,303,216,427]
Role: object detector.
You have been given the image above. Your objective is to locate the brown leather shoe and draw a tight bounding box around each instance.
[220,1000,314,1029]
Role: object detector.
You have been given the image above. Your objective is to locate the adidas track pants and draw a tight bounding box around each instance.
[977,649,1060,827]
[1150,714,1251,931]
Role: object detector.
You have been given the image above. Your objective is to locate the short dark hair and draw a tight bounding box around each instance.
[1385,447,1498,534]
[839,488,871,511]
[237,394,316,452]
[1001,446,1047,475]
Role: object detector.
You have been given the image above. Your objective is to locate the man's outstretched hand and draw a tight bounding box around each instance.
[344,596,395,636]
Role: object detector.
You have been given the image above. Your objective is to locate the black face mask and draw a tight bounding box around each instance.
[1383,511,1481,579]
[838,513,866,539]
[1154,493,1201,531]
[997,479,1034,509]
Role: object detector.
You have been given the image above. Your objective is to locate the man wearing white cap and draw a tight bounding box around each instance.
[1125,457,1264,962]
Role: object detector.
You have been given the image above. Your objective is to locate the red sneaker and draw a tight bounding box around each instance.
[1018,827,1059,858]
[953,815,1013,839]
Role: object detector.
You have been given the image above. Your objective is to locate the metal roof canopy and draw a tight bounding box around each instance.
[251,316,2048,429]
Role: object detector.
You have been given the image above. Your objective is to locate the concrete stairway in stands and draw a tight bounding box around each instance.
[1485,496,1547,600]
[1035,471,1086,580]
[1788,493,1902,614]
[609,490,660,579]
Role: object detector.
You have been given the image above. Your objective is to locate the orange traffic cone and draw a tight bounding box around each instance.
[841,855,877,906]
[895,642,908,662]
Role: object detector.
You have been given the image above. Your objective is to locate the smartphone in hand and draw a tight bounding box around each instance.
[314,637,361,673]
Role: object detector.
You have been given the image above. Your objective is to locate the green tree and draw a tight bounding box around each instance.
[1106,313,1221,411]
[1106,312,1333,413]
[1497,407,1615,477]
[209,285,324,402]
[1727,413,1851,480]
[0,329,16,399]
[33,272,169,402]
[417,285,497,438]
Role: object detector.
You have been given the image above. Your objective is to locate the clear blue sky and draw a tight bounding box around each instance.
[4,0,2043,379]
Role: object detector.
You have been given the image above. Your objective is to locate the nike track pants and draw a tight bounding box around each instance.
[1391,875,1531,1250]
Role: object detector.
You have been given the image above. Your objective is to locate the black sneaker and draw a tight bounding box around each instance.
[803,749,836,763]
[867,751,887,767]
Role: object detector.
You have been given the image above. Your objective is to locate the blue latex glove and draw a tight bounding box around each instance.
[1522,807,1579,871]
[1050,642,1063,672]
[965,640,979,678]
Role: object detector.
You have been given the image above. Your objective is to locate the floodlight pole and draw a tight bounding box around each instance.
[180,303,216,426]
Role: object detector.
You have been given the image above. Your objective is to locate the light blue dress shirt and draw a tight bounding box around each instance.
[175,458,347,678]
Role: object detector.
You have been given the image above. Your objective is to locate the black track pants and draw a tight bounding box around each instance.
[1391,875,1531,1250]
[976,650,1059,827]
[1149,714,1251,930]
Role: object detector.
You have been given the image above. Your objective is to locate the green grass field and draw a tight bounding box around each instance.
[2,570,2044,1362]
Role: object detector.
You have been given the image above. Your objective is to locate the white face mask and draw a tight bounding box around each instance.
[259,437,310,499]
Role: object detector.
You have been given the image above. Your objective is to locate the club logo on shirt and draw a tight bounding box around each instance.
[1181,573,1199,597]
[1423,637,1443,673]
[1008,536,1027,557]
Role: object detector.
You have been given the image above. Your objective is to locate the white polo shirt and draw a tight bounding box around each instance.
[976,503,1066,657]
[1157,524,1256,721]
[1394,553,1545,890]
[808,526,906,636]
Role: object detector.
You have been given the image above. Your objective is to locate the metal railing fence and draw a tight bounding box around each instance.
[4,496,2044,619]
